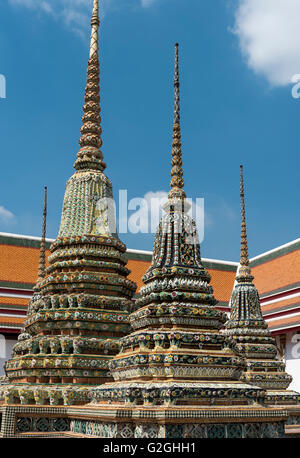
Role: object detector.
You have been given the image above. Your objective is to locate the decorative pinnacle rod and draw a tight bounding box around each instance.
[240,165,249,266]
[169,43,185,200]
[90,0,100,58]
[174,43,180,124]
[75,0,106,171]
[37,186,47,283]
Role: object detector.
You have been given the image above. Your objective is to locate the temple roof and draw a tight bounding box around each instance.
[251,240,300,296]
[0,232,236,298]
[0,232,299,334]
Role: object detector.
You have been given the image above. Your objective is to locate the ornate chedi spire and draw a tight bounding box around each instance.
[237,165,253,282]
[169,43,185,201]
[74,0,106,173]
[88,46,287,439]
[1,0,136,409]
[224,166,295,405]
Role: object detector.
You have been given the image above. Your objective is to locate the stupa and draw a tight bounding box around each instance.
[80,44,288,439]
[224,166,300,425]
[0,1,291,438]
[0,0,136,420]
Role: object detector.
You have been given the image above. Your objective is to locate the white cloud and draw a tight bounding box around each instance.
[141,0,157,7]
[0,206,15,223]
[220,198,237,222]
[9,0,158,35]
[9,0,91,35]
[233,0,300,86]
[9,0,51,10]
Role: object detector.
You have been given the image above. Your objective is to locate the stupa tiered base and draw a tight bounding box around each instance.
[0,383,92,406]
[1,235,136,395]
[0,401,287,438]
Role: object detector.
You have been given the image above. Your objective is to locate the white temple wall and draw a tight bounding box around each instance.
[0,334,18,376]
[285,331,300,393]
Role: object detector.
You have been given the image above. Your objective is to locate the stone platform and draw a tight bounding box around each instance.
[0,403,288,438]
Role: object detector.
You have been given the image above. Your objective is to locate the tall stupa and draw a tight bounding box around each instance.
[0,3,290,439]
[224,166,300,422]
[0,0,136,412]
[80,44,288,439]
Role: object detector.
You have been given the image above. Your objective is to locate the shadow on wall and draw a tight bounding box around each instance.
[0,335,18,377]
[285,331,300,393]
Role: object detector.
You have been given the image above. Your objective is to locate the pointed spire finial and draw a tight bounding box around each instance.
[240,165,249,266]
[169,43,186,200]
[174,43,180,124]
[237,165,254,283]
[90,0,100,58]
[37,186,47,284]
[75,0,106,172]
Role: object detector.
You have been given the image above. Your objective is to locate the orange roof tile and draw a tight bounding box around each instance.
[0,244,50,285]
[0,243,235,304]
[268,315,300,331]
[0,316,25,325]
[0,297,29,306]
[262,296,300,314]
[209,269,235,303]
[127,259,150,292]
[252,249,300,296]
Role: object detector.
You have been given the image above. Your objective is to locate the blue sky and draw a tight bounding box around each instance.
[1,0,300,261]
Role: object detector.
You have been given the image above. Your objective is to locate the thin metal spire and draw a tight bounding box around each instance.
[240,165,249,266]
[75,0,106,172]
[237,165,253,282]
[37,186,47,283]
[174,42,180,124]
[169,43,186,200]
